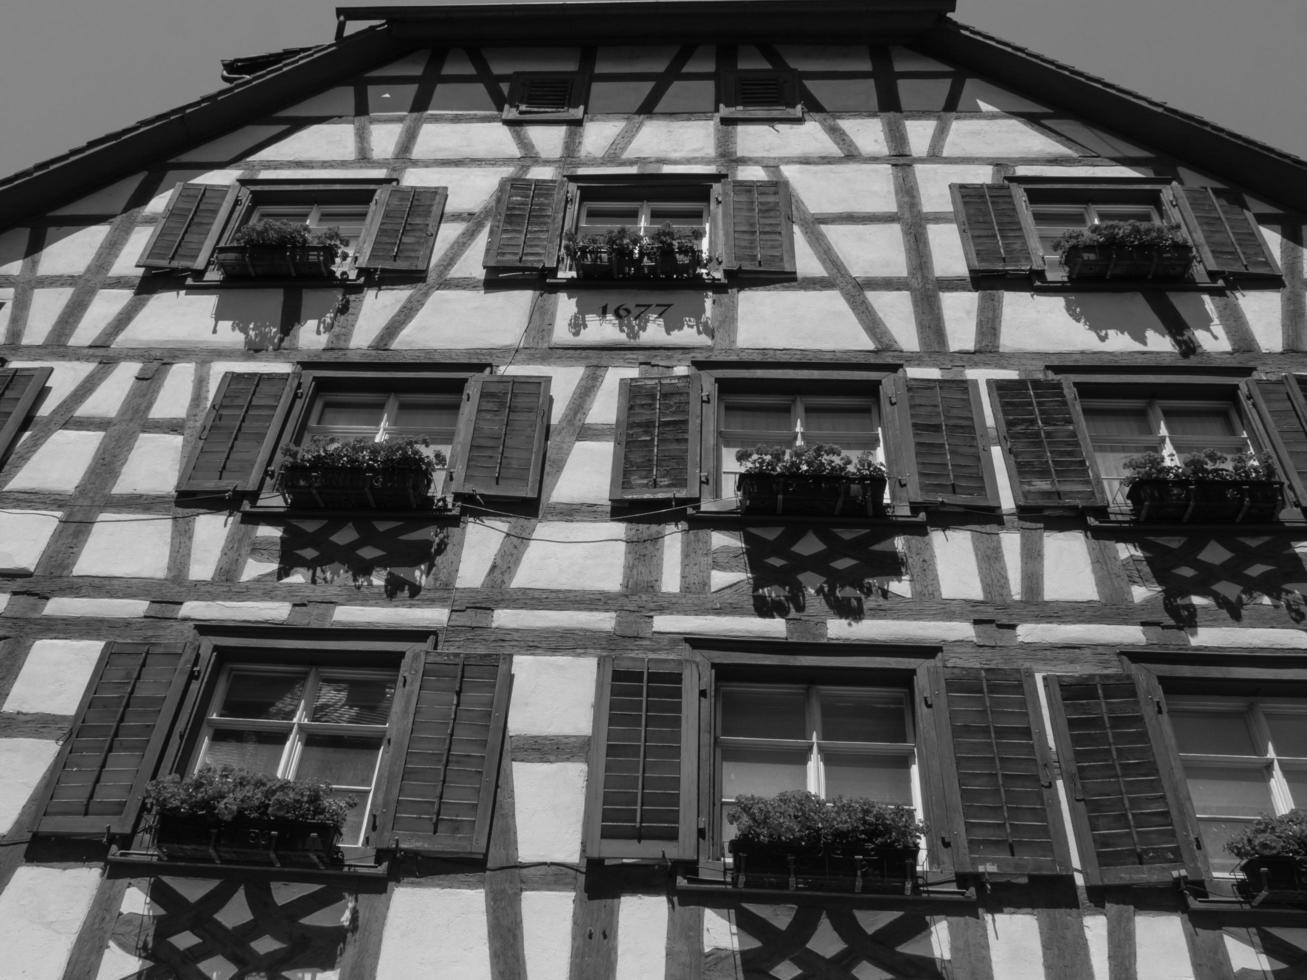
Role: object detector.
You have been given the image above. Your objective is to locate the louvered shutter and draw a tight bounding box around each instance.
[450,375,550,499]
[177,372,295,494]
[374,651,510,856]
[901,378,995,507]
[950,183,1038,275]
[356,186,447,272]
[990,378,1104,508]
[1245,377,1307,509]
[138,182,237,271]
[482,178,567,271]
[1046,674,1196,885]
[586,657,697,860]
[942,669,1066,875]
[35,642,194,839]
[722,179,795,275]
[610,375,700,501]
[1175,185,1280,280]
[0,366,51,463]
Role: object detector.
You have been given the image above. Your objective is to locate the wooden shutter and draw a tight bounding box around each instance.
[1245,376,1307,508]
[1046,674,1197,885]
[610,375,701,501]
[356,186,447,272]
[450,375,550,499]
[0,366,51,464]
[722,179,796,275]
[482,178,567,271]
[137,182,237,271]
[950,183,1038,275]
[941,668,1066,875]
[374,651,510,856]
[1175,185,1280,279]
[35,642,194,839]
[900,378,996,507]
[990,378,1104,508]
[586,657,697,860]
[177,372,295,495]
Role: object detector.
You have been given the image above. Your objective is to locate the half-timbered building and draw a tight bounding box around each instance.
[2,1,1307,976]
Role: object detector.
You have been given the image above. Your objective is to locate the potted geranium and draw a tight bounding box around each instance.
[213,218,346,279]
[728,791,924,894]
[1227,811,1307,904]
[277,437,443,510]
[605,225,640,278]
[1054,220,1194,280]
[1122,449,1281,523]
[647,222,706,278]
[146,765,355,868]
[562,230,611,279]
[735,443,888,516]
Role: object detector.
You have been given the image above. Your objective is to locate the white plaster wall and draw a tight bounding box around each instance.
[0,738,60,835]
[616,895,669,980]
[1016,624,1147,645]
[413,121,520,159]
[36,225,110,275]
[375,888,491,980]
[72,514,171,578]
[829,620,975,643]
[508,656,599,736]
[550,441,615,503]
[652,615,787,638]
[187,513,231,580]
[78,361,141,417]
[625,120,714,158]
[521,892,574,980]
[115,289,283,349]
[331,605,449,628]
[18,361,96,415]
[999,533,1022,600]
[824,225,908,277]
[1237,291,1285,352]
[495,610,615,632]
[247,122,361,159]
[944,119,1070,157]
[391,289,532,348]
[44,597,149,618]
[1189,627,1307,649]
[931,530,984,600]
[986,912,1045,980]
[1042,532,1098,601]
[4,431,102,492]
[736,291,874,350]
[0,510,60,573]
[52,173,143,215]
[840,118,889,156]
[171,125,285,162]
[942,292,980,352]
[0,866,102,980]
[927,224,969,276]
[914,165,995,212]
[514,762,587,862]
[3,639,104,715]
[866,290,921,349]
[179,601,292,623]
[999,292,1176,353]
[580,120,628,156]
[1084,915,1110,980]
[782,163,897,213]
[587,367,639,425]
[148,364,195,418]
[69,290,134,346]
[111,434,183,494]
[1135,914,1194,980]
[511,522,627,591]
[662,528,682,592]
[456,519,510,588]
[906,120,938,157]
[22,288,73,344]
[348,288,412,348]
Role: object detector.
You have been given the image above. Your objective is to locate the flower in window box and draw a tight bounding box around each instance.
[1054,220,1194,280]
[1227,811,1307,904]
[277,436,445,510]
[562,230,612,279]
[727,791,924,894]
[146,765,357,868]
[214,218,347,279]
[649,222,706,278]
[735,443,888,517]
[1122,449,1281,523]
[604,225,640,278]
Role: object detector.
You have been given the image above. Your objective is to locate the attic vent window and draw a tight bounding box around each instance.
[720,69,802,120]
[504,72,586,122]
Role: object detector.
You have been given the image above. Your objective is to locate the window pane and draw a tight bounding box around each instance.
[1184,764,1273,816]
[311,676,396,726]
[202,731,286,774]
[649,204,707,223]
[1198,818,1254,874]
[1030,205,1089,251]
[1162,406,1238,440]
[299,734,382,788]
[819,691,907,743]
[251,206,313,224]
[1284,767,1307,808]
[315,397,386,430]
[1171,709,1259,756]
[803,399,877,446]
[218,672,305,721]
[391,395,460,434]
[1267,713,1307,758]
[1082,406,1155,438]
[582,204,640,226]
[722,399,793,438]
[823,751,913,803]
[720,689,807,739]
[1095,205,1159,224]
[721,746,808,799]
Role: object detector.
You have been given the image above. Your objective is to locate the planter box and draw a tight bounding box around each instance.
[214,244,341,279]
[154,814,343,868]
[277,464,434,510]
[569,248,702,280]
[1235,856,1307,906]
[737,473,888,517]
[730,846,918,894]
[1125,478,1282,524]
[1061,244,1193,281]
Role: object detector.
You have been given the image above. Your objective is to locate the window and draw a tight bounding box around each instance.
[0,365,51,468]
[1027,192,1163,255]
[718,391,881,485]
[716,682,918,850]
[719,69,802,120]
[503,72,587,121]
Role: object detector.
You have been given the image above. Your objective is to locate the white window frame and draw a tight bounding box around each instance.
[718,391,883,484]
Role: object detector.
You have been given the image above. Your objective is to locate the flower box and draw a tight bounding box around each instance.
[155,813,343,869]
[1062,243,1193,280]
[730,845,919,894]
[1125,477,1282,524]
[277,463,434,510]
[737,472,887,517]
[213,244,341,279]
[1235,856,1307,907]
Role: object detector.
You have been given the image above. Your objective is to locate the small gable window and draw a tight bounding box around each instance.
[719,68,802,120]
[503,71,586,122]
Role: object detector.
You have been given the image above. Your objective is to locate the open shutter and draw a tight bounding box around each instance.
[901,378,996,507]
[950,183,1038,275]
[137,182,237,271]
[35,642,194,839]
[1174,185,1280,280]
[451,375,550,499]
[990,378,1104,508]
[1245,376,1307,509]
[375,651,510,856]
[610,375,700,501]
[0,366,51,463]
[482,178,567,271]
[586,657,697,861]
[722,179,795,275]
[355,186,447,272]
[942,668,1067,875]
[1046,674,1198,885]
[177,372,294,495]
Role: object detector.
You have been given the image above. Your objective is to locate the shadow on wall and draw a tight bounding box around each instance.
[270,519,447,598]
[1061,292,1218,350]
[213,290,286,351]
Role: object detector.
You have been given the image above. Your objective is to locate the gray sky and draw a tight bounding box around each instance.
[1,0,1303,179]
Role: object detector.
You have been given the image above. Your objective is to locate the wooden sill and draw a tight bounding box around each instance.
[690,498,924,526]
[676,873,975,907]
[107,846,390,884]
